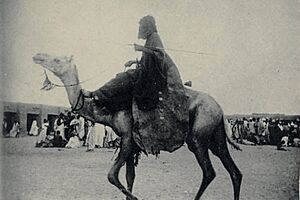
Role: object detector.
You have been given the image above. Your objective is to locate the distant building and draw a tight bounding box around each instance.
[1,101,69,136]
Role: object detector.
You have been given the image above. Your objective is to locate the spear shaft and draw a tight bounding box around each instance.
[126,43,213,56]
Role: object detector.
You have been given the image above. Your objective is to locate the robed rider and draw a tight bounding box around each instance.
[86,15,189,154]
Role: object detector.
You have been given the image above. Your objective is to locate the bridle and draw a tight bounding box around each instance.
[42,70,86,113]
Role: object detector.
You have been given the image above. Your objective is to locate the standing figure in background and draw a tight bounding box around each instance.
[94,124,104,148]
[274,120,286,151]
[64,111,74,141]
[9,121,20,138]
[86,121,95,152]
[36,119,49,144]
[235,119,243,143]
[53,117,59,133]
[70,116,80,135]
[248,118,256,143]
[268,119,276,145]
[231,119,241,143]
[77,115,85,140]
[254,117,259,136]
[3,119,8,136]
[82,119,89,146]
[241,118,248,140]
[29,120,39,136]
[261,118,270,144]
[288,123,296,146]
[105,126,118,148]
[102,126,109,148]
[55,113,66,140]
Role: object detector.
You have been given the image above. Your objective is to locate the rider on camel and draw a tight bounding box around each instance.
[84,15,183,113]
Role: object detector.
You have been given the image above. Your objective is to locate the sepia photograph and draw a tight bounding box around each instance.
[0,0,299,199]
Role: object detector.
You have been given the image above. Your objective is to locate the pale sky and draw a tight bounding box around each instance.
[1,0,300,115]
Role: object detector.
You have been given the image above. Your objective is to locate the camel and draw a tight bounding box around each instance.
[33,53,242,200]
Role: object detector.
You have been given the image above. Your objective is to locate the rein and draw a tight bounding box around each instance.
[71,89,85,112]
[43,70,94,88]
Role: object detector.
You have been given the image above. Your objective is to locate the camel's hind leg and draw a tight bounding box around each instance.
[107,137,138,200]
[209,125,242,200]
[126,143,140,197]
[186,137,216,200]
[126,154,135,193]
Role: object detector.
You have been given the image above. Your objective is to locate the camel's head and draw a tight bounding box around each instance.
[33,53,76,77]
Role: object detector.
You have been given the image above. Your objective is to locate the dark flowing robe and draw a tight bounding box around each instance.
[132,32,189,155]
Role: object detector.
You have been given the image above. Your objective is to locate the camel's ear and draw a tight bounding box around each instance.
[69,55,73,62]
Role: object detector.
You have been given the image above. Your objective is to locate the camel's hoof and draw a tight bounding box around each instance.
[126,196,138,200]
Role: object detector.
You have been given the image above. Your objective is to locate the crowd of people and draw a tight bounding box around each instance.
[228,117,300,150]
[4,112,300,152]
[27,111,119,151]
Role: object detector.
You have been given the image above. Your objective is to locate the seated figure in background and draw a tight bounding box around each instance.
[65,127,81,148]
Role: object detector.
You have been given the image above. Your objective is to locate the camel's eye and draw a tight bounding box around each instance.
[54,58,60,63]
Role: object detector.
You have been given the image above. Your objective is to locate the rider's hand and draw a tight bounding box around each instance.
[124,60,136,67]
[134,43,144,52]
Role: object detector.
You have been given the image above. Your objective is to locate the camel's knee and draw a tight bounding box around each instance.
[108,171,117,185]
[233,170,243,183]
[203,169,216,183]
[186,135,201,152]
[187,142,196,152]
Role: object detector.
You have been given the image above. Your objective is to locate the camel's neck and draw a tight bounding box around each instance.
[60,71,82,107]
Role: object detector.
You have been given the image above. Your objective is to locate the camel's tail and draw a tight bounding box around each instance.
[223,117,242,151]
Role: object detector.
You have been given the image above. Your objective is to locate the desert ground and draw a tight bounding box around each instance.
[1,137,299,200]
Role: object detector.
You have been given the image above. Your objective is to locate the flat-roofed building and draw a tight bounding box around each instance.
[1,101,69,136]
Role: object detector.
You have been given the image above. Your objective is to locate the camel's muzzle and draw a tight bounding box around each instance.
[33,53,47,64]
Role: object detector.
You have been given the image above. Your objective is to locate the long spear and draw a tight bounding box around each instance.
[125,43,213,56]
[105,41,213,56]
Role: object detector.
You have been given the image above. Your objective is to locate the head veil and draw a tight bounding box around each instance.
[138,15,158,39]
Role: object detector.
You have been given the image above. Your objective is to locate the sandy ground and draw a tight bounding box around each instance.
[1,137,299,200]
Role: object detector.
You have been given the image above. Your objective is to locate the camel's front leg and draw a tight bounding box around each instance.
[126,154,136,195]
[108,137,138,200]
